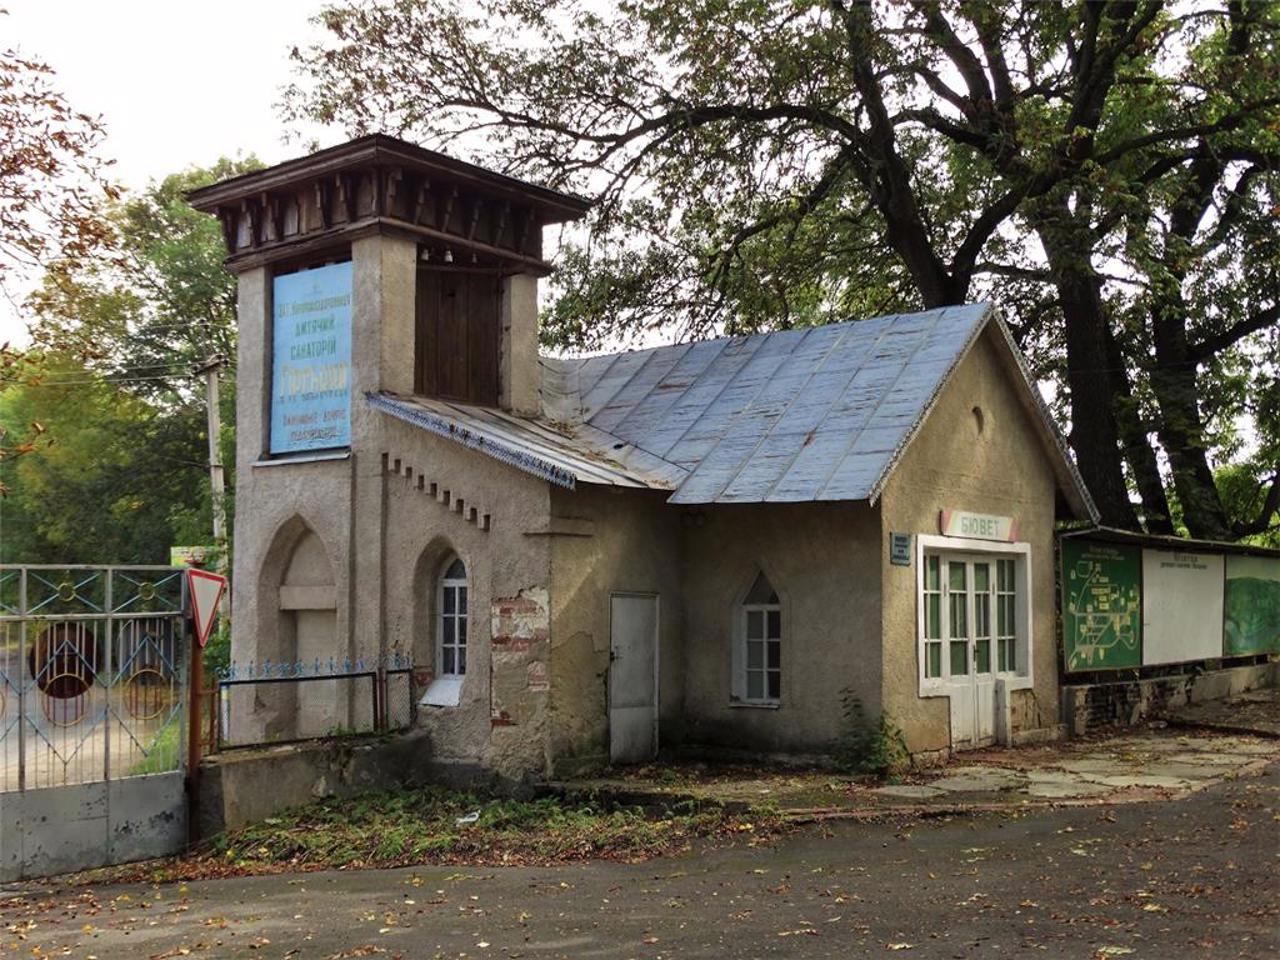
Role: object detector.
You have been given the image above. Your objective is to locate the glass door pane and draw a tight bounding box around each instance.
[973,562,991,674]
[923,555,943,679]
[948,561,969,676]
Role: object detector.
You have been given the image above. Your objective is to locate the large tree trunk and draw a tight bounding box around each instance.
[1149,302,1234,540]
[1104,324,1175,534]
[1144,152,1236,541]
[1036,205,1140,529]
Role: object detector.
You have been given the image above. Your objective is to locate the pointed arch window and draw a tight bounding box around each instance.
[739,572,781,704]
[438,556,467,677]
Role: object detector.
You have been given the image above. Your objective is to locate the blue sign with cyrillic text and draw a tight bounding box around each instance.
[270,262,353,454]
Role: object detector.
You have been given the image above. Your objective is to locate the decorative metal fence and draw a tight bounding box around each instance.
[213,652,416,748]
[0,566,188,792]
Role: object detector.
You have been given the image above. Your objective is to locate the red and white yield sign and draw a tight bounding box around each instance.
[187,568,228,648]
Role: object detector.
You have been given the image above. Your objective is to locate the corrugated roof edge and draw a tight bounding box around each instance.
[367,392,578,490]
[865,305,1099,523]
[1060,525,1280,558]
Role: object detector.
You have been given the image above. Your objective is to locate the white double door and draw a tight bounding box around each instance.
[939,555,997,749]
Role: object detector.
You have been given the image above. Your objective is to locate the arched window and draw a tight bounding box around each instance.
[740,572,781,704]
[438,556,467,677]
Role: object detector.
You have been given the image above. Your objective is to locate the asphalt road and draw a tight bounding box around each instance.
[5,762,1278,959]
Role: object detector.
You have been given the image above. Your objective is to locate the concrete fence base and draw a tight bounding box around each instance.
[1061,662,1279,737]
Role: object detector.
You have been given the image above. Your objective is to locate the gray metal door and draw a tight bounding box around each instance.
[608,594,658,764]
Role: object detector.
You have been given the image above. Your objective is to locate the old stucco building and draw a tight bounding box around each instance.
[190,135,1097,780]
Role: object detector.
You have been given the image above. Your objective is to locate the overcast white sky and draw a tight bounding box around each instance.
[2,0,337,345]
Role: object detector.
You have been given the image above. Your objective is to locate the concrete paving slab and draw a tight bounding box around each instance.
[1138,762,1230,780]
[1165,751,1253,765]
[558,726,1279,819]
[872,784,947,800]
[1058,758,1132,774]
[1093,774,1194,789]
[1025,779,1112,799]
[931,769,1026,793]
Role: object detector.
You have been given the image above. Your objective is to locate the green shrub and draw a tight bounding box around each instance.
[835,691,909,777]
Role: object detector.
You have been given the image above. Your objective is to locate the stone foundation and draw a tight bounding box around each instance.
[1061,662,1278,736]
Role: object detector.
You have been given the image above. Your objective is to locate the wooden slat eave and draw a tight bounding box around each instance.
[187,134,590,221]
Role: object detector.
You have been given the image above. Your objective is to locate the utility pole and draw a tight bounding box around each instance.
[195,355,230,578]
[197,355,232,624]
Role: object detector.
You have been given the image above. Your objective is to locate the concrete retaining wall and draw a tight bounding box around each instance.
[196,731,500,839]
[0,772,187,882]
[1061,662,1279,735]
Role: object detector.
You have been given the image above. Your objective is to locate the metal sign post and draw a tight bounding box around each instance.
[184,567,227,846]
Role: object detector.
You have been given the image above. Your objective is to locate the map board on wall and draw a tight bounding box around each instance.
[1062,539,1142,672]
[1141,550,1224,665]
[1225,555,1280,656]
[271,262,353,454]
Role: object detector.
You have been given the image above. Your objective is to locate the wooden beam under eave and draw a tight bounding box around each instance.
[219,216,554,275]
[242,198,262,248]
[439,186,458,232]
[315,180,333,229]
[217,208,238,254]
[384,167,403,218]
[494,201,511,247]
[265,192,284,242]
[411,176,430,224]
[336,172,358,223]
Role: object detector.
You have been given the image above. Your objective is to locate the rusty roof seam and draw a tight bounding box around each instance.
[715,325,854,502]
[590,340,689,434]
[782,315,902,503]
[367,392,578,490]
[601,337,706,440]
[643,331,774,464]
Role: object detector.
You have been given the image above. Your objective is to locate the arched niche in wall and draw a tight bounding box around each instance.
[253,516,341,739]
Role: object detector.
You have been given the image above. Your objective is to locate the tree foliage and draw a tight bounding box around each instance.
[284,0,1280,541]
[0,160,253,562]
[0,354,215,563]
[0,23,116,299]
[0,20,117,484]
[27,158,258,394]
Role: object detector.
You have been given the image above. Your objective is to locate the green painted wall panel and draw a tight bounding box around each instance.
[1062,540,1142,672]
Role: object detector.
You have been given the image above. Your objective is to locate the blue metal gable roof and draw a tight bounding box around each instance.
[374,302,1096,517]
[545,303,994,504]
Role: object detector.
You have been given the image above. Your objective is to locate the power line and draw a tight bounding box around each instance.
[0,372,206,388]
[0,359,237,387]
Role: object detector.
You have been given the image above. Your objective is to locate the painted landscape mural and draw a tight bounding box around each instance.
[1225,556,1280,656]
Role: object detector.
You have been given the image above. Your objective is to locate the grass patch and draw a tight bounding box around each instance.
[128,721,181,776]
[212,788,770,869]
[86,786,782,884]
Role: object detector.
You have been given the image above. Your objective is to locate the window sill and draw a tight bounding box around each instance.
[253,450,351,468]
[420,675,464,708]
[729,699,780,710]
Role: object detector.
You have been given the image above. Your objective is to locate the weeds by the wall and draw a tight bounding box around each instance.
[835,691,909,777]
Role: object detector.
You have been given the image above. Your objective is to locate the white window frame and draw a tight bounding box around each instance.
[730,574,783,708]
[915,534,1033,697]
[740,601,782,706]
[437,559,468,678]
[421,556,468,709]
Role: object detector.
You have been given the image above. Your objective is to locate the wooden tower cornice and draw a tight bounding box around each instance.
[187,134,591,275]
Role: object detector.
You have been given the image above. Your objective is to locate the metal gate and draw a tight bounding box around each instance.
[0,565,190,881]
